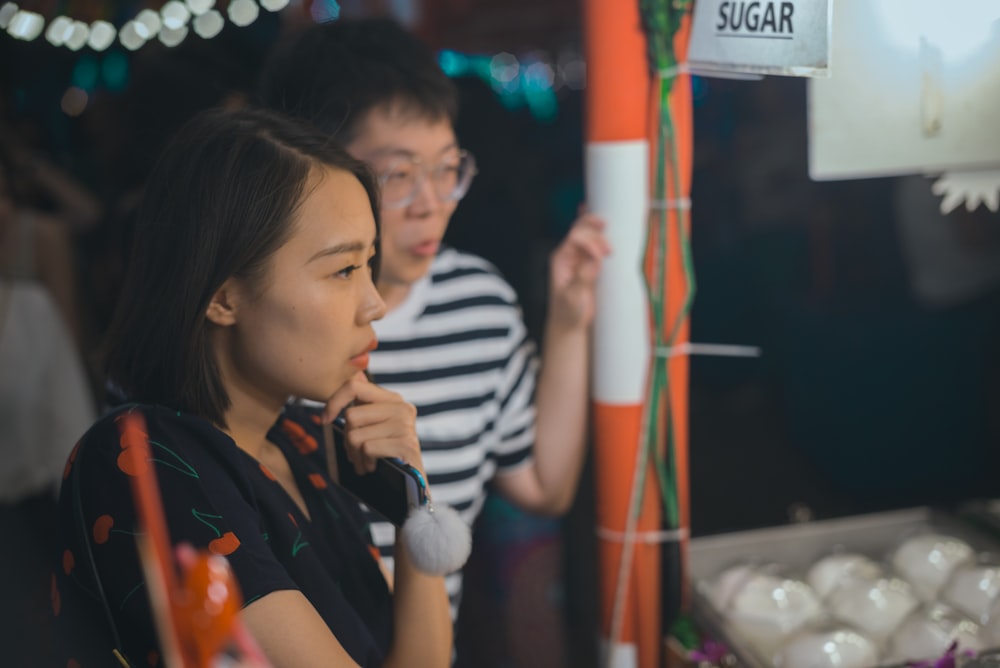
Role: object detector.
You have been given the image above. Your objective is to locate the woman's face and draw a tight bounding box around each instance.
[221,166,385,406]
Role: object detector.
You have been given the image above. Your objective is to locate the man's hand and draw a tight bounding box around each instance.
[547,210,610,330]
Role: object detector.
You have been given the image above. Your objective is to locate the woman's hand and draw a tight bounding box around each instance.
[321,372,422,476]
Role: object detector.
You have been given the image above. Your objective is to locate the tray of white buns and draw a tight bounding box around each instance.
[689,507,1000,667]
[960,500,1000,543]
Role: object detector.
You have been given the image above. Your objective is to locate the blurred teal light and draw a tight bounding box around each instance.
[72,57,99,91]
[310,0,340,22]
[101,52,129,91]
[438,50,467,77]
[438,50,559,123]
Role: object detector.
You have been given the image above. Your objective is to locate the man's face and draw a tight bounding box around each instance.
[346,107,461,303]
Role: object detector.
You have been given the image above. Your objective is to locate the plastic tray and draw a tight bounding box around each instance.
[688,507,1000,667]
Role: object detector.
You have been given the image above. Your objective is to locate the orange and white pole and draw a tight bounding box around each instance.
[583,1,658,667]
[585,2,694,666]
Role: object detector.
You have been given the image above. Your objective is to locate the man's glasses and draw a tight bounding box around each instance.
[377,149,477,210]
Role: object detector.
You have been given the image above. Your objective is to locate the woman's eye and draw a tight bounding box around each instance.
[334,264,361,279]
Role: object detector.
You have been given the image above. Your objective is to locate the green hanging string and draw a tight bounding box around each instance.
[637,0,696,533]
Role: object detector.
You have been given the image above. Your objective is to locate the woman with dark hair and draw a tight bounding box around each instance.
[51,107,451,668]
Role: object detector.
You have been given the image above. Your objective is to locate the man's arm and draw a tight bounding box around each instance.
[494,212,609,515]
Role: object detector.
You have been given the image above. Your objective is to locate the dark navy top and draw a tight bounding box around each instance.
[52,403,392,667]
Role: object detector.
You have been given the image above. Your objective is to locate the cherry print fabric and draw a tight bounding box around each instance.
[52,403,392,667]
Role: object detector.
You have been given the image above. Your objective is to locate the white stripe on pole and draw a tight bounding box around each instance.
[599,639,639,668]
[588,140,650,405]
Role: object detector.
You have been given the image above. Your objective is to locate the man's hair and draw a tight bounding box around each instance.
[104,106,381,426]
[257,18,459,144]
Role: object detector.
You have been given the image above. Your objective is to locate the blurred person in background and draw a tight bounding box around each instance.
[0,127,97,668]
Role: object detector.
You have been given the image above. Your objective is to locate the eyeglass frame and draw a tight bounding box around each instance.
[374,149,478,210]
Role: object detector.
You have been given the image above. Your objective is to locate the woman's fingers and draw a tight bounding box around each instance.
[324,372,423,475]
[342,401,421,474]
[321,371,369,424]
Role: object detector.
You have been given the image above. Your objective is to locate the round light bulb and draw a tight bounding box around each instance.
[135,9,161,38]
[87,20,116,51]
[192,9,223,38]
[185,0,215,15]
[118,21,145,51]
[260,0,289,11]
[160,0,190,30]
[6,9,43,40]
[227,0,259,27]
[158,24,188,47]
[45,15,73,46]
[64,21,89,51]
[0,2,20,29]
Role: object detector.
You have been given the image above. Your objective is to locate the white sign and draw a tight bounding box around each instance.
[687,0,833,77]
[808,0,1000,181]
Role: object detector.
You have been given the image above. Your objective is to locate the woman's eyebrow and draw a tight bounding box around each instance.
[306,240,368,264]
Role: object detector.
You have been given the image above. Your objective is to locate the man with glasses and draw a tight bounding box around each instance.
[258,17,609,625]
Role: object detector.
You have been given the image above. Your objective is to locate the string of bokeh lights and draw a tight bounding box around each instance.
[1,0,585,123]
[0,0,292,51]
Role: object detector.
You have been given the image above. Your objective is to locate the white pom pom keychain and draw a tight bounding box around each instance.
[399,484,472,576]
[323,418,472,576]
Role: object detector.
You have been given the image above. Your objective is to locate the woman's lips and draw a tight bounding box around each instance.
[350,339,378,369]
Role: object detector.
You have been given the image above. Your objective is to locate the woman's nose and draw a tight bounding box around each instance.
[359,276,387,323]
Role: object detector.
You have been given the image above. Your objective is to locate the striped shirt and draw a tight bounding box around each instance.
[368,246,538,617]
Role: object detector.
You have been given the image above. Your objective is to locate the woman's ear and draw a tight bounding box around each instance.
[206,279,239,326]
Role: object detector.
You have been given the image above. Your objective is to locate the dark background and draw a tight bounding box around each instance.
[2,1,999,666]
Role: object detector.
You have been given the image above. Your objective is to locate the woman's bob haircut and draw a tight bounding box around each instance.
[105,106,381,426]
